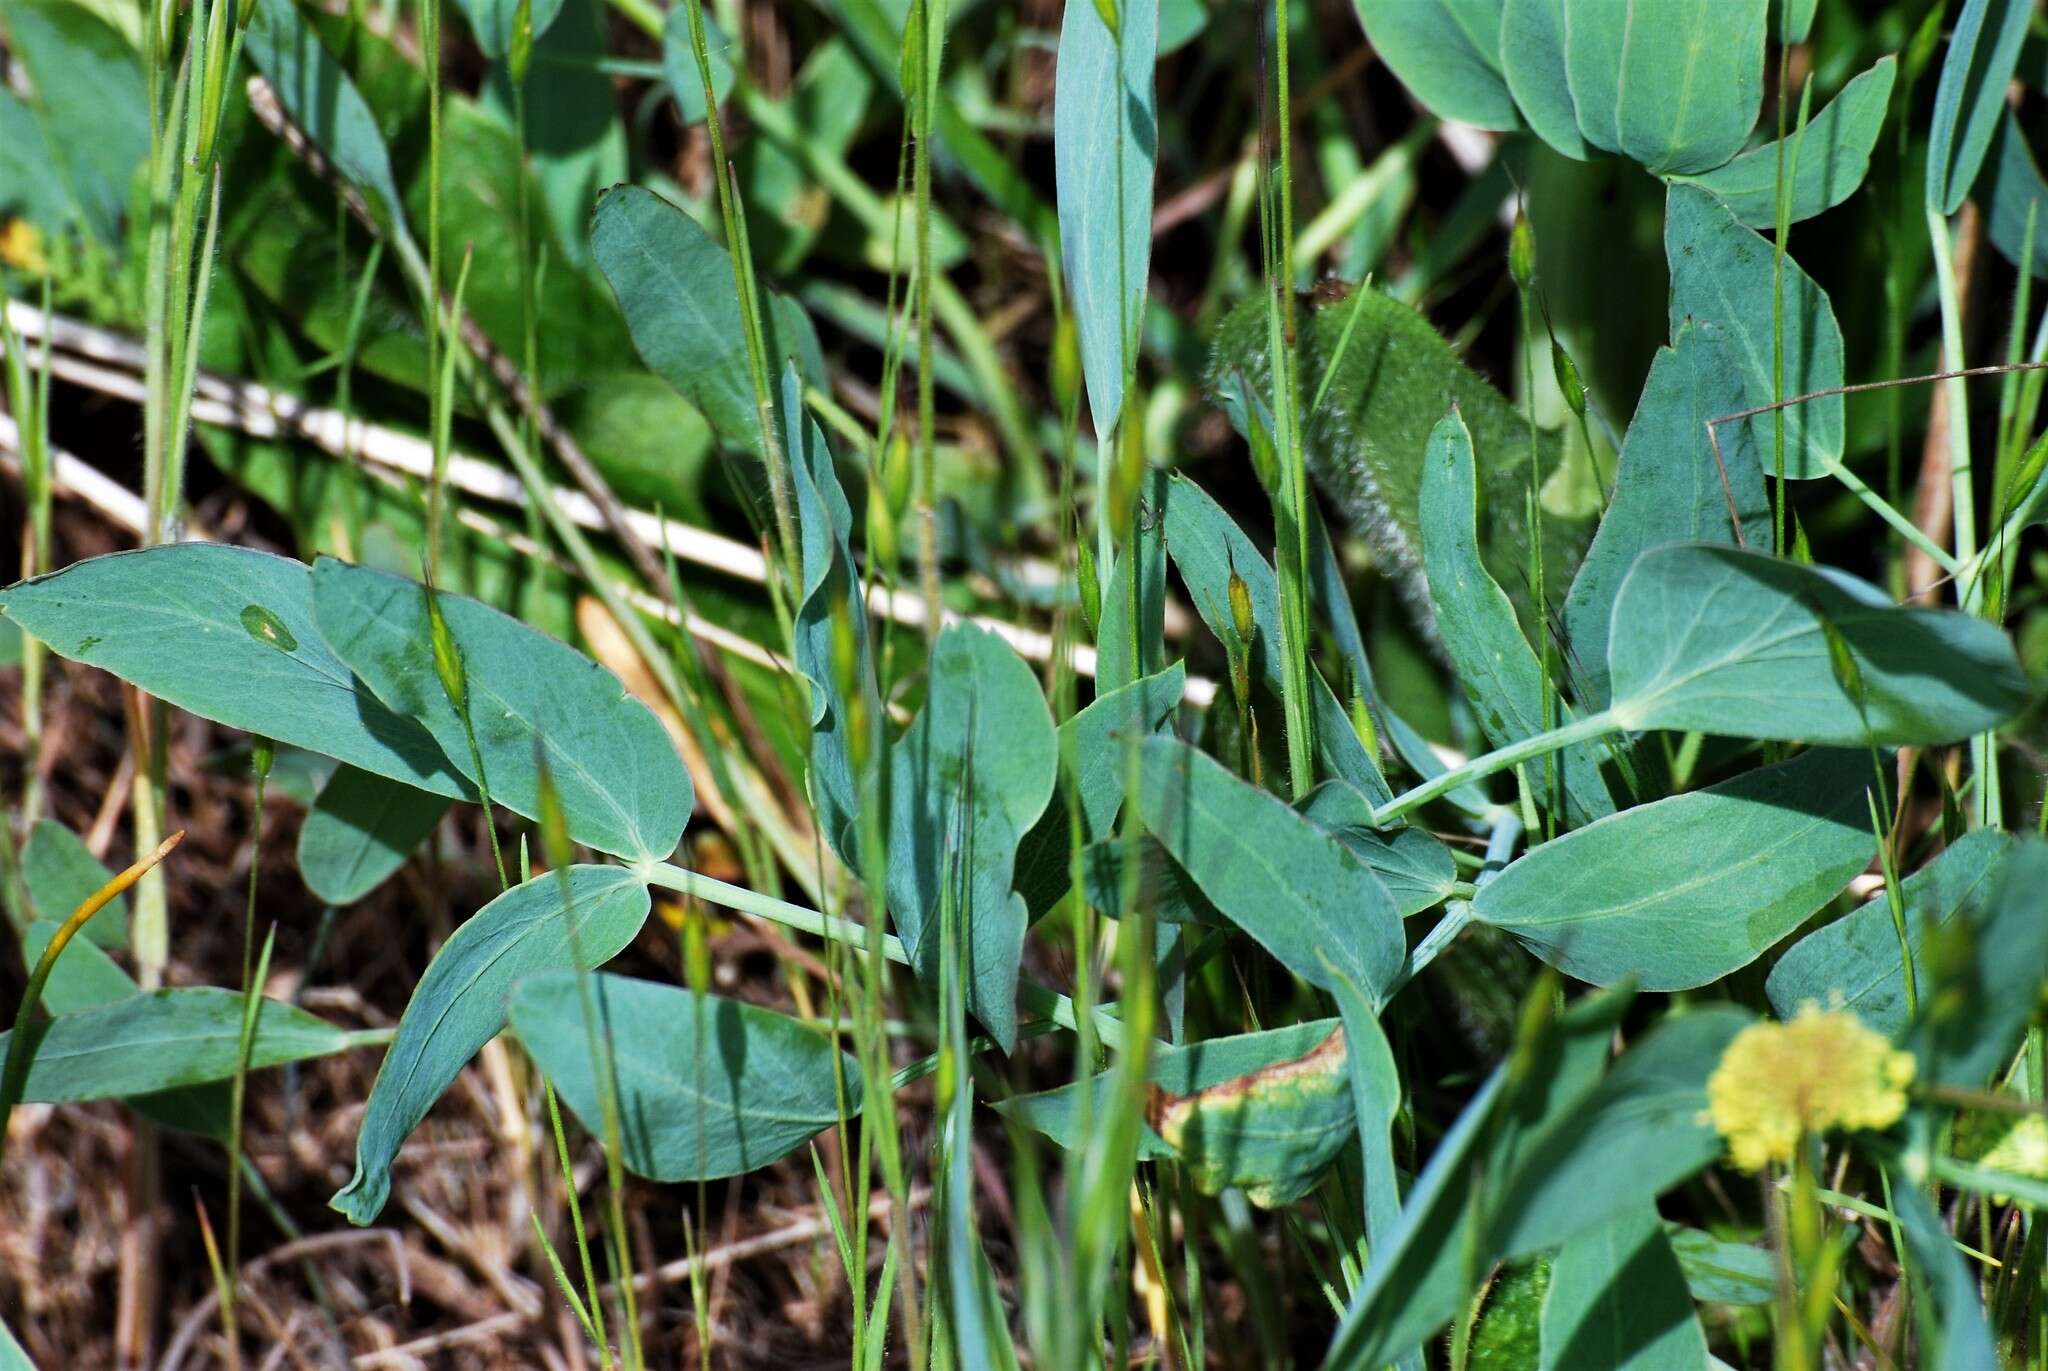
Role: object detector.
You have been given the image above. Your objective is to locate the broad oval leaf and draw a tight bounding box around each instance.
[1354,0,1520,131]
[245,0,411,237]
[1562,0,1766,174]
[1474,747,1875,990]
[3,0,148,245]
[510,971,860,1181]
[1665,183,1844,478]
[1667,1226,1776,1306]
[311,558,689,862]
[0,546,468,797]
[1985,112,2048,278]
[1419,411,1612,823]
[332,866,650,1224]
[591,184,826,459]
[1607,544,2032,745]
[1766,829,2013,1034]
[887,623,1058,1051]
[1926,0,2033,216]
[1150,1026,1354,1207]
[1539,1207,1709,1371]
[1131,735,1404,1004]
[1908,838,2048,1092]
[1500,0,1589,159]
[1297,781,1458,917]
[0,989,370,1103]
[1562,325,1771,706]
[1053,0,1158,438]
[1675,57,1896,228]
[298,765,454,907]
[22,818,126,948]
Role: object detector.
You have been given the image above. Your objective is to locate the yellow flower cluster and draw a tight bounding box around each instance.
[0,219,46,275]
[1706,1003,1916,1171]
[1979,1115,2048,1202]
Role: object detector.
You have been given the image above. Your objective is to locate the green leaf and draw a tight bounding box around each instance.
[332,866,650,1224]
[1,1312,34,1371]
[0,546,468,797]
[999,1018,1340,1168]
[590,184,826,459]
[1926,0,2033,217]
[297,765,453,906]
[1606,544,2032,745]
[1983,112,2048,278]
[1666,1226,1775,1306]
[1766,828,2013,1034]
[1908,837,2048,1092]
[0,84,77,235]
[1151,1025,1354,1207]
[1500,0,1589,159]
[1297,781,1459,917]
[1674,58,1896,228]
[1473,748,1875,990]
[1539,1206,1708,1371]
[1131,735,1404,1003]
[787,363,876,869]
[1326,964,1405,1255]
[479,0,623,266]
[510,971,860,1181]
[1353,0,1519,130]
[18,921,232,1137]
[1664,183,1844,479]
[1158,473,1392,801]
[1095,470,1169,692]
[455,0,565,57]
[1053,0,1157,437]
[2,0,148,245]
[887,624,1058,1051]
[1014,662,1187,917]
[662,8,736,124]
[0,988,368,1103]
[1562,0,1766,175]
[22,818,126,948]
[1419,411,1612,822]
[311,558,689,863]
[1563,325,1771,706]
[1470,1260,1551,1371]
[245,0,412,237]
[1208,287,1591,635]
[1892,1179,2000,1369]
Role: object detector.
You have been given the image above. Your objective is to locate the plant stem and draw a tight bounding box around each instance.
[1370,711,1619,828]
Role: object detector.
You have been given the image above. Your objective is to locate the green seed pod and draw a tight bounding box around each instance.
[1508,211,1536,292]
[865,490,899,569]
[881,428,914,518]
[683,905,712,998]
[425,588,468,717]
[534,748,574,874]
[509,0,535,84]
[1109,399,1147,533]
[251,737,275,782]
[1349,691,1379,765]
[1051,311,1083,420]
[1226,568,1255,650]
[1077,538,1102,640]
[1550,339,1586,419]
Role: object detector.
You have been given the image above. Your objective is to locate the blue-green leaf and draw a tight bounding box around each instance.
[297,766,453,906]
[0,546,468,797]
[1767,829,2013,1034]
[1298,781,1458,917]
[1893,1179,2000,1369]
[1473,748,1875,990]
[1053,0,1158,437]
[1539,1207,1709,1371]
[1984,112,2048,278]
[311,558,689,863]
[590,184,826,459]
[245,0,411,238]
[1562,0,1766,175]
[1500,0,1589,159]
[887,624,1058,1050]
[1563,324,1772,706]
[332,866,650,1224]
[1908,837,2048,1092]
[2,0,147,245]
[661,6,736,124]
[1354,0,1520,131]
[1607,545,2032,746]
[22,818,126,948]
[1926,0,2033,216]
[511,971,859,1181]
[454,0,566,58]
[479,0,622,266]
[1419,411,1612,822]
[1664,183,1843,479]
[1666,1226,1776,1306]
[1675,58,1896,228]
[0,989,370,1103]
[1132,735,1404,1004]
[787,363,875,868]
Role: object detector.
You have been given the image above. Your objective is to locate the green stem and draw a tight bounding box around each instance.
[1370,711,1619,827]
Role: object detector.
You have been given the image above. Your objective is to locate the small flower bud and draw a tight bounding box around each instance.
[1508,211,1535,292]
[1550,340,1586,418]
